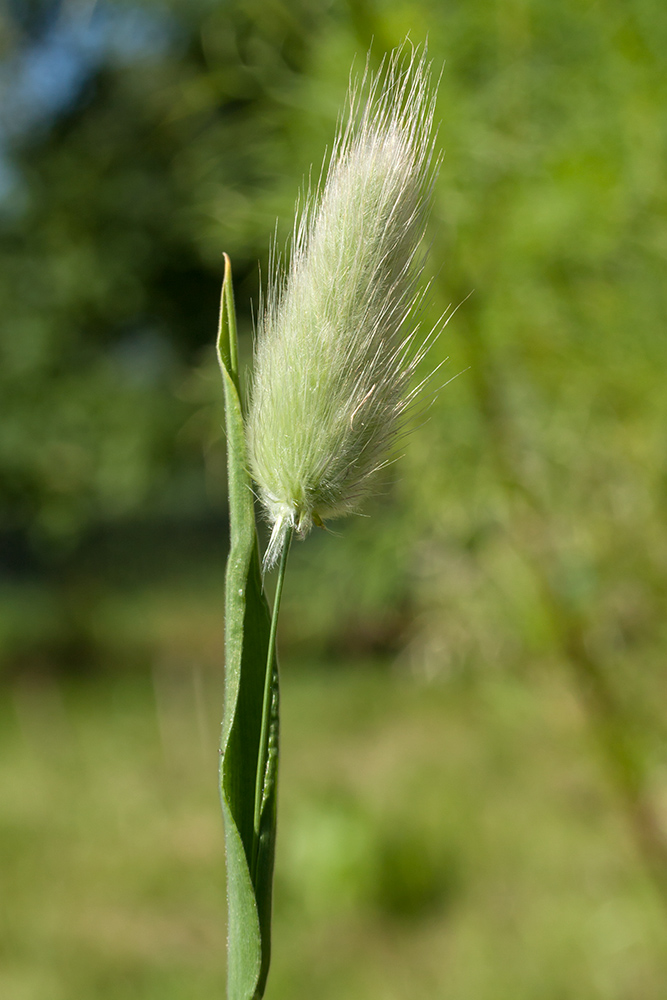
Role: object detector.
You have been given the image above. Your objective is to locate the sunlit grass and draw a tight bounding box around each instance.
[2,660,666,999]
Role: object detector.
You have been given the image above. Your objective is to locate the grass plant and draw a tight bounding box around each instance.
[217,44,441,999]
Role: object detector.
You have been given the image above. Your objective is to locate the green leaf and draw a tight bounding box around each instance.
[217,254,278,1000]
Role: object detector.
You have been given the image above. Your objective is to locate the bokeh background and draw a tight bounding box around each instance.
[2,0,667,997]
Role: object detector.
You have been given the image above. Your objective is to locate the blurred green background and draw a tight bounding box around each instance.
[2,0,667,997]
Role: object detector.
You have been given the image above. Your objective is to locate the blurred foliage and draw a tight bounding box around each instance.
[2,664,667,999]
[1,0,666,680]
[1,0,667,991]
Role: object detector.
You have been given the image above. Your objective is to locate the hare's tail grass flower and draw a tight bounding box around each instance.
[247,43,441,570]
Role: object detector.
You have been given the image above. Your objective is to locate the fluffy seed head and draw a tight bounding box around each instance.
[247,44,440,568]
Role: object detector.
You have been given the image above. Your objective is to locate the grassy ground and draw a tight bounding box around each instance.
[2,658,666,1000]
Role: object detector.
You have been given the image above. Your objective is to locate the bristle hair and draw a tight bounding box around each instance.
[246,43,440,570]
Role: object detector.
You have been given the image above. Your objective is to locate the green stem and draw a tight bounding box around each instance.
[251,525,293,879]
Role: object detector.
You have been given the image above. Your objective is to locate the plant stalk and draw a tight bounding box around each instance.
[251,525,293,880]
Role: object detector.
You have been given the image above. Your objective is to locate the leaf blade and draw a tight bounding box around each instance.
[218,255,278,1000]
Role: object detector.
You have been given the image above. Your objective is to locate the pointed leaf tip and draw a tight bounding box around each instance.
[217,252,240,389]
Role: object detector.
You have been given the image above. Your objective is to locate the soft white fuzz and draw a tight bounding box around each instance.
[247,44,439,569]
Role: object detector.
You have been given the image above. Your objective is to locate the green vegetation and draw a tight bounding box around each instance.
[1,0,667,995]
[2,663,667,1000]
